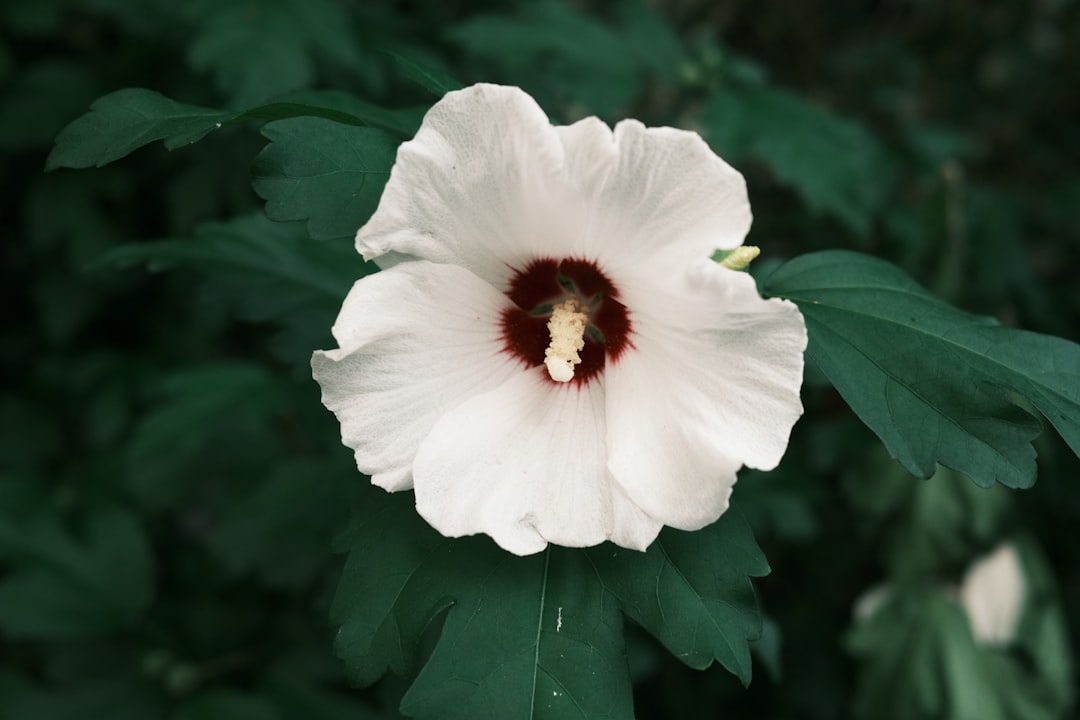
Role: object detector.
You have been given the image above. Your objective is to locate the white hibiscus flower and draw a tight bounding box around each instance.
[311,83,807,556]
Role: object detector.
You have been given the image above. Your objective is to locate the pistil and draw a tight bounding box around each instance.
[544,298,588,382]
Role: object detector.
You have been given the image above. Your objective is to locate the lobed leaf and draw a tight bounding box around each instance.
[47,88,417,171]
[585,510,768,685]
[332,491,766,719]
[46,88,230,170]
[765,250,1080,488]
[252,118,398,242]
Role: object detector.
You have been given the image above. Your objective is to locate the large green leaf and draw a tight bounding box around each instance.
[46,88,416,171]
[765,250,1080,488]
[0,508,153,638]
[252,118,398,241]
[332,491,767,719]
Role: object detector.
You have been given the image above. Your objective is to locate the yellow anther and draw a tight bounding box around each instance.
[716,245,761,271]
[544,298,588,382]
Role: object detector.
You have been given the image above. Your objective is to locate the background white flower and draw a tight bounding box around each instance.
[312,83,807,555]
[959,542,1026,645]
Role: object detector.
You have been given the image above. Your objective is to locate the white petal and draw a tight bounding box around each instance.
[573,119,752,276]
[311,261,520,491]
[605,264,806,529]
[959,543,1026,646]
[356,84,581,288]
[554,117,618,202]
[413,369,662,555]
[608,482,664,551]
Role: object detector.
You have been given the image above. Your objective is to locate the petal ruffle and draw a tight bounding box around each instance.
[555,118,751,277]
[356,84,582,289]
[311,261,520,490]
[412,369,662,555]
[605,264,806,530]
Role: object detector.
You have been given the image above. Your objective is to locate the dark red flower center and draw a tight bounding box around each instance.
[500,258,633,385]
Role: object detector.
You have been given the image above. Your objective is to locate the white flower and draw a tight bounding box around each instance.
[311,84,807,555]
[959,543,1026,646]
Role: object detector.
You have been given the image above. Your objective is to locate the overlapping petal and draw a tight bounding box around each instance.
[555,117,752,276]
[312,261,521,490]
[355,84,583,288]
[605,263,806,529]
[412,370,662,554]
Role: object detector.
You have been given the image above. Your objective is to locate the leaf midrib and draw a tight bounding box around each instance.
[806,313,1031,479]
[528,548,550,720]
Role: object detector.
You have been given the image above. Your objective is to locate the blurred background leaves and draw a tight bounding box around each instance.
[2,0,1079,718]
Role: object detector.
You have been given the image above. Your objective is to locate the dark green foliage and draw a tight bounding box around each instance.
[848,539,1073,720]
[0,509,153,638]
[4,0,1080,718]
[333,491,766,719]
[765,250,1080,489]
[252,119,398,242]
[705,87,895,237]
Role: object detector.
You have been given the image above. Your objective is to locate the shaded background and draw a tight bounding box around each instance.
[2,0,1079,717]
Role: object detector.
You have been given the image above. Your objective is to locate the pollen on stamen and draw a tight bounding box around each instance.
[544,298,588,382]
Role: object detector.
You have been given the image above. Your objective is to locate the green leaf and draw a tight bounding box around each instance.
[0,508,154,638]
[46,89,230,170]
[765,250,1080,488]
[584,509,768,684]
[332,492,767,718]
[252,118,398,241]
[704,87,894,236]
[270,90,425,137]
[47,88,414,171]
[387,51,465,97]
